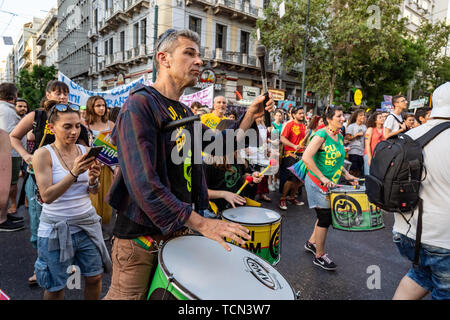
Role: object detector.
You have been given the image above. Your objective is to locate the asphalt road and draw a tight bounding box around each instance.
[0,183,416,300]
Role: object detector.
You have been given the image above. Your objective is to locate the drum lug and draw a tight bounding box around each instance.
[295,290,301,300]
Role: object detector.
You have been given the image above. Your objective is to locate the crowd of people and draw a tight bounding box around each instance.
[0,28,448,301]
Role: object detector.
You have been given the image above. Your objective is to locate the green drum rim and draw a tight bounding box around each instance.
[331,209,384,232]
[147,243,200,300]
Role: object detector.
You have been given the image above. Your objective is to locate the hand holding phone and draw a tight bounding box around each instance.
[86,146,104,160]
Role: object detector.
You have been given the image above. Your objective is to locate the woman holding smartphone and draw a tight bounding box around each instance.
[10,80,90,285]
[32,100,111,300]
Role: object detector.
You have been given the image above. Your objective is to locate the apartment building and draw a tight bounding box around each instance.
[36,8,59,68]
[89,0,152,90]
[57,0,91,88]
[13,18,43,76]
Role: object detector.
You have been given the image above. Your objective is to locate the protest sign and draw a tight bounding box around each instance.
[179,85,214,108]
[58,72,145,107]
[91,130,118,166]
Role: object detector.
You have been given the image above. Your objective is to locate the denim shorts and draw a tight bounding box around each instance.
[393,232,450,300]
[304,174,330,209]
[35,230,103,292]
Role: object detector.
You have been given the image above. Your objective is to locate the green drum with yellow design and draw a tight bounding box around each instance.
[330,185,384,231]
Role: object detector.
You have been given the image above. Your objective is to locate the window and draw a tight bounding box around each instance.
[189,16,201,35]
[133,23,139,48]
[109,38,113,55]
[240,30,249,54]
[216,24,227,49]
[140,19,147,45]
[94,8,98,28]
[120,31,125,52]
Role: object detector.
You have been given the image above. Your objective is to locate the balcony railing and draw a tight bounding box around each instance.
[125,0,150,15]
[208,0,263,21]
[37,49,47,59]
[99,2,128,35]
[201,47,274,71]
[36,34,47,46]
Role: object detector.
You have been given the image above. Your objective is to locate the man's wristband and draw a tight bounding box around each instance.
[88,180,99,189]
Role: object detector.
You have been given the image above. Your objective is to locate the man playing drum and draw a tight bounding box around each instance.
[103,29,274,300]
[302,106,358,271]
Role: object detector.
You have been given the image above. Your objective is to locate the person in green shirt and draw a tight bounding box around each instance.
[302,105,358,271]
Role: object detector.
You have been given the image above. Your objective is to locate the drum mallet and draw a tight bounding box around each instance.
[236,176,253,195]
[258,159,278,177]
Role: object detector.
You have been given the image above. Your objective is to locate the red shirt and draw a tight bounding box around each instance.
[281,121,306,153]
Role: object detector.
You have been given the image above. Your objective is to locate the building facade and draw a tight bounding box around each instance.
[57,0,91,88]
[36,8,59,68]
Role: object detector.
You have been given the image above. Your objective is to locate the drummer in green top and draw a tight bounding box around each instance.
[302,106,358,271]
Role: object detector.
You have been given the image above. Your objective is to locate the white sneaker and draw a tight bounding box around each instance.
[268,184,275,192]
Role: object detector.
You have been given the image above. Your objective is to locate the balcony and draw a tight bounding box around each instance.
[125,0,150,15]
[36,34,47,46]
[20,47,31,59]
[202,47,275,73]
[186,0,263,23]
[99,2,129,35]
[37,49,47,60]
[89,65,99,76]
[100,51,128,74]
[127,44,151,65]
[88,27,99,40]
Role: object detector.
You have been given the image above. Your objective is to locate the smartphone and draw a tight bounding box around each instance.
[86,146,103,159]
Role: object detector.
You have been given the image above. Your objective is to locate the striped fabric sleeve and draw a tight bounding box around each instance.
[114,94,193,235]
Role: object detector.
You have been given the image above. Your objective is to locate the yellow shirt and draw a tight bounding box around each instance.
[201,113,229,129]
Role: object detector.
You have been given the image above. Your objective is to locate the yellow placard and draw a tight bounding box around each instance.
[354,89,363,106]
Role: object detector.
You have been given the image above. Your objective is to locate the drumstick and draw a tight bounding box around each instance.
[258,159,278,177]
[236,176,253,195]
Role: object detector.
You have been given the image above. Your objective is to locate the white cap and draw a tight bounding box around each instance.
[430,82,450,118]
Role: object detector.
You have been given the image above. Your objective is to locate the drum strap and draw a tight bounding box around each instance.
[307,172,328,192]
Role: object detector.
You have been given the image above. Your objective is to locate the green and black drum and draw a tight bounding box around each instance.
[147,235,295,300]
[330,185,384,231]
[222,207,281,265]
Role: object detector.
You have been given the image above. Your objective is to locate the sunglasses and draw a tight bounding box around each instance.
[156,29,177,51]
[48,103,80,122]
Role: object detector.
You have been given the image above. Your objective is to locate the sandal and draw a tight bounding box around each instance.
[260,195,272,203]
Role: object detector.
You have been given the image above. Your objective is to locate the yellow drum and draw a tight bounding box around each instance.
[330,185,384,231]
[222,207,281,265]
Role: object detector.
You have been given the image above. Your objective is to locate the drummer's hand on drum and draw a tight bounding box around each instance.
[344,173,359,186]
[222,191,246,208]
[320,176,335,189]
[202,219,251,252]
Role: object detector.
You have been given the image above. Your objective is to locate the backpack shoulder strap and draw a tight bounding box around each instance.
[415,121,450,148]
[387,113,403,124]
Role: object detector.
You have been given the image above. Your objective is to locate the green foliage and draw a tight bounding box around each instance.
[16,65,57,110]
[258,0,450,107]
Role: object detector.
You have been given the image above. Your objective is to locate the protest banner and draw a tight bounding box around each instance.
[91,130,118,166]
[58,72,145,107]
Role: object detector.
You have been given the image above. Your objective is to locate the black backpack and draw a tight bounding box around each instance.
[365,121,450,267]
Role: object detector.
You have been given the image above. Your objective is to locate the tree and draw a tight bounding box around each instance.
[16,65,58,110]
[258,0,410,106]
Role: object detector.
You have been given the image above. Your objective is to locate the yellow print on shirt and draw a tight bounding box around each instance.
[168,106,187,152]
[324,144,341,167]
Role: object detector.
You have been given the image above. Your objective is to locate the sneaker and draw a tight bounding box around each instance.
[7,213,24,223]
[279,198,287,211]
[268,183,275,192]
[304,241,316,255]
[0,219,25,232]
[288,197,305,206]
[313,253,337,271]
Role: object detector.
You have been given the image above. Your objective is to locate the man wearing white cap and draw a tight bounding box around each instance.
[392,82,450,300]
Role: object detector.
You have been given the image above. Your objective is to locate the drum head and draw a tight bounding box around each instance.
[159,235,295,300]
[331,185,366,194]
[222,207,281,225]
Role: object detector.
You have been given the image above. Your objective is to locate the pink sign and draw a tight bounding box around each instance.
[180,85,214,109]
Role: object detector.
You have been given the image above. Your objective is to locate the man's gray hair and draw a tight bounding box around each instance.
[154,29,201,71]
